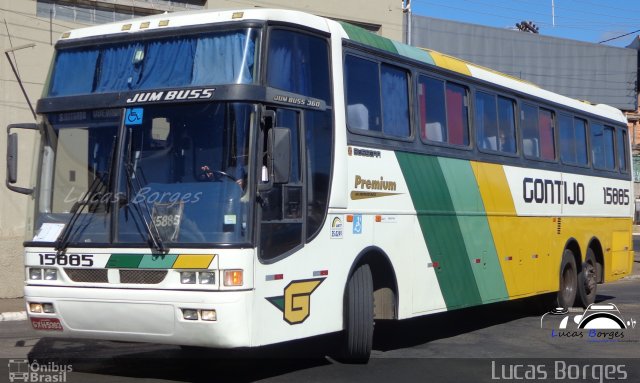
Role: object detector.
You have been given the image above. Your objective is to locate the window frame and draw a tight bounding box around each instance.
[417,72,472,150]
[343,50,414,142]
[474,88,519,157]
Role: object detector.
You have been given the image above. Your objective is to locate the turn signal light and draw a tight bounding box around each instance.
[224,270,243,286]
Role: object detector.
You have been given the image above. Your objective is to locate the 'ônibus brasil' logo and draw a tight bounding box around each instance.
[266,278,325,325]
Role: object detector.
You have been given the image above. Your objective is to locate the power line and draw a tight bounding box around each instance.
[599,29,640,44]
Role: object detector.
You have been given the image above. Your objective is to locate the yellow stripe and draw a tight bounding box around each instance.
[172,254,215,269]
[424,50,471,76]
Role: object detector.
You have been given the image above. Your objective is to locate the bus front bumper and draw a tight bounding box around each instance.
[24,285,253,348]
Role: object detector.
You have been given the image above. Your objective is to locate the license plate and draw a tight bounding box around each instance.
[31,318,63,331]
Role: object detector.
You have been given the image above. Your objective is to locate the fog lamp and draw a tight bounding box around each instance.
[29,303,43,313]
[200,310,217,321]
[182,309,198,320]
[42,303,55,313]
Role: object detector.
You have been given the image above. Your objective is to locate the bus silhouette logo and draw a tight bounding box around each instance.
[8,359,29,382]
[541,304,636,330]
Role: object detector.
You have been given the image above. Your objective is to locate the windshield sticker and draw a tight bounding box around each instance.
[151,202,184,242]
[125,108,144,125]
[33,223,65,242]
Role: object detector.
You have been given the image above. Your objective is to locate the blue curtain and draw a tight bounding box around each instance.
[381,65,410,137]
[94,43,143,93]
[138,38,196,89]
[267,31,310,95]
[192,32,254,85]
[49,49,99,96]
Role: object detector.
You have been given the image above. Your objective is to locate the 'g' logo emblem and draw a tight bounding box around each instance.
[266,278,325,325]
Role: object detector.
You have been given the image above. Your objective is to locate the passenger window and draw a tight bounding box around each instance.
[445,83,469,146]
[591,123,616,170]
[522,104,555,160]
[381,64,410,138]
[418,75,468,146]
[267,30,330,101]
[560,115,588,165]
[418,75,446,143]
[345,55,381,132]
[617,128,629,172]
[476,92,516,153]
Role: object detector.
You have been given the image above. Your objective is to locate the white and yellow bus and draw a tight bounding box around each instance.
[6,9,633,362]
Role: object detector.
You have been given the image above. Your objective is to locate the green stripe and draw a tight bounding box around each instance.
[391,41,435,65]
[396,152,482,309]
[339,22,398,54]
[106,254,143,269]
[138,254,178,269]
[437,158,508,303]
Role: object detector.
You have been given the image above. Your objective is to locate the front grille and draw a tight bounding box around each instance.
[65,268,108,283]
[119,269,167,284]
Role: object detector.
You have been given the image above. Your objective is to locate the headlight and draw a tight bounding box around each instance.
[199,271,215,284]
[182,309,198,320]
[29,268,42,280]
[180,271,196,284]
[44,269,57,281]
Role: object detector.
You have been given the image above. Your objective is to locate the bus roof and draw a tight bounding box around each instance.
[58,8,626,125]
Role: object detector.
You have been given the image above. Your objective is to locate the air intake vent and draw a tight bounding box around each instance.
[556,217,562,234]
[119,270,167,284]
[65,268,108,283]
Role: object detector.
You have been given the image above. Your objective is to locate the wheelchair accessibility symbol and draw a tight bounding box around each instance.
[353,214,363,234]
[125,108,144,125]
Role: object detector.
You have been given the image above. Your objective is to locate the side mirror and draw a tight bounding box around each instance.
[271,127,291,184]
[6,123,38,195]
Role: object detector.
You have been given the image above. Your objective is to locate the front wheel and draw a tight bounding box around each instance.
[556,249,578,309]
[576,249,598,308]
[339,263,374,363]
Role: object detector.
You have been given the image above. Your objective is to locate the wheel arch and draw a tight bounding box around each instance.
[563,238,582,272]
[345,246,399,320]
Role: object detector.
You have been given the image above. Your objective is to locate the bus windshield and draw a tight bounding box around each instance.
[35,102,254,247]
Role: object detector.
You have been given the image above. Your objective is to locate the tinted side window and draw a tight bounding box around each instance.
[560,115,588,165]
[617,128,629,172]
[497,97,517,154]
[476,91,498,150]
[418,75,446,143]
[305,110,333,240]
[345,55,381,132]
[445,83,469,146]
[381,64,410,138]
[591,123,616,170]
[574,118,588,165]
[522,104,555,160]
[267,30,330,101]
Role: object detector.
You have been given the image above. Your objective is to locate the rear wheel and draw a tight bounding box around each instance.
[576,248,598,308]
[556,249,578,309]
[340,263,374,363]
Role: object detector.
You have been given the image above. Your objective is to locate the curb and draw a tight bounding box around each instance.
[0,311,27,321]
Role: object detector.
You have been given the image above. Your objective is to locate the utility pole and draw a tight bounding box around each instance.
[403,0,412,45]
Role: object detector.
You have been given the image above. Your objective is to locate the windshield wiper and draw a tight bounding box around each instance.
[123,128,167,254]
[54,172,107,254]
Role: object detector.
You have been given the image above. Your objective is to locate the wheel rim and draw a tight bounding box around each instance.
[561,263,576,303]
[583,261,597,295]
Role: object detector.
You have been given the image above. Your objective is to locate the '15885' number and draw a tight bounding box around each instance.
[38,253,94,267]
[603,187,629,205]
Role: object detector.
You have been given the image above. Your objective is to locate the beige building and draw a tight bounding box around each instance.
[0,0,403,297]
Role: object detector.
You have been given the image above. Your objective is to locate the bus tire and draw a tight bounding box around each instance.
[557,249,578,309]
[341,263,374,363]
[576,249,597,308]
